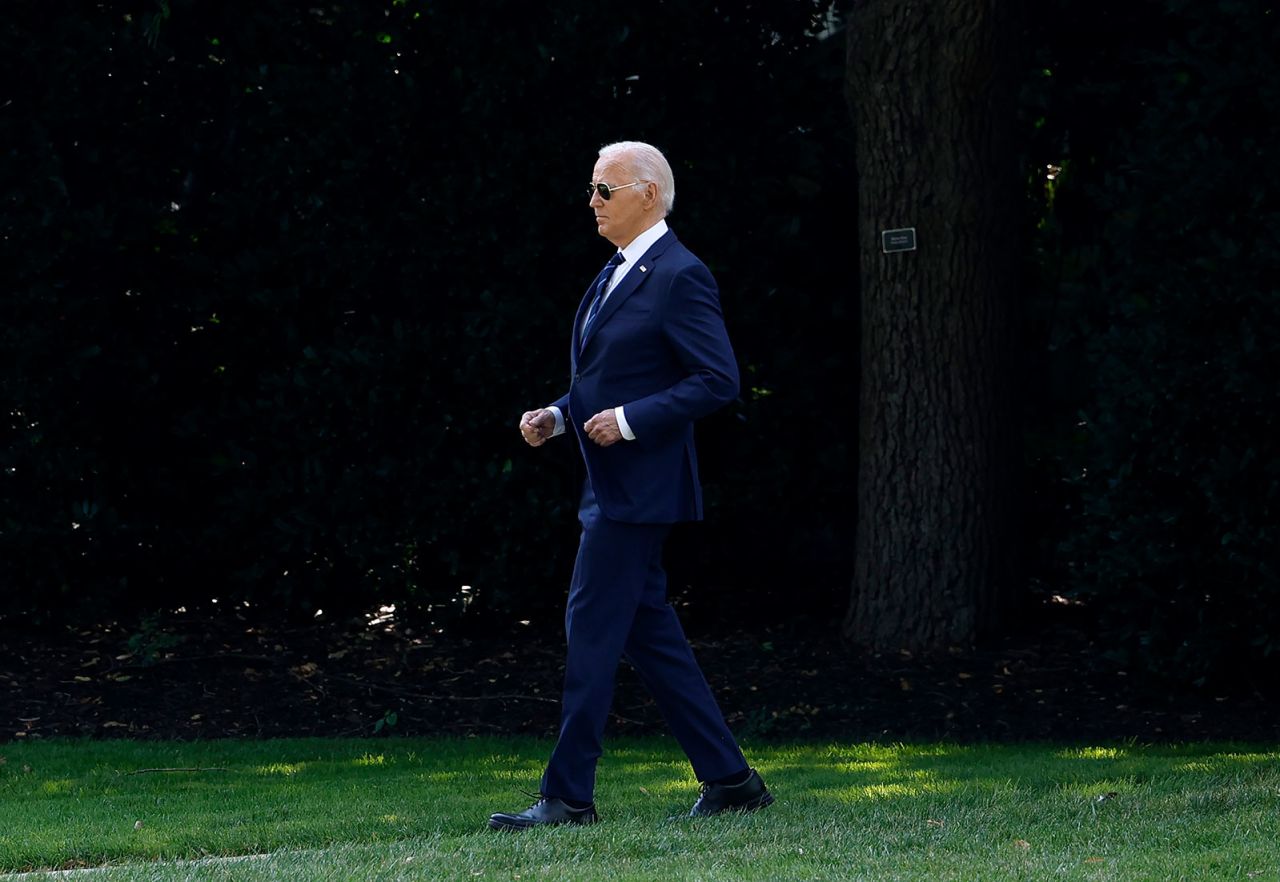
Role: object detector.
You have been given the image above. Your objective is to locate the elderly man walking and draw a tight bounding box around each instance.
[491,141,772,830]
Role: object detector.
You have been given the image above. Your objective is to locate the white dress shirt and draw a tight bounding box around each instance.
[547,219,670,441]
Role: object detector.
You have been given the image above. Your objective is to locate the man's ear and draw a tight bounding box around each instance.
[644,182,659,208]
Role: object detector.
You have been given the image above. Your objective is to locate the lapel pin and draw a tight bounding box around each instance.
[639,266,647,273]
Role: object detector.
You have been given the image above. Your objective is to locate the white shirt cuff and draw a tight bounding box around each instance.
[547,406,566,437]
[615,406,635,441]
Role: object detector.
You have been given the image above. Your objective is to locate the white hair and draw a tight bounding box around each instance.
[598,141,675,215]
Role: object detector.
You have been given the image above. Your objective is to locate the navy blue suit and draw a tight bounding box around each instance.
[541,227,748,803]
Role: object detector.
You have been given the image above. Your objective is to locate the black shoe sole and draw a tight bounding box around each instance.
[488,815,598,831]
[688,790,775,818]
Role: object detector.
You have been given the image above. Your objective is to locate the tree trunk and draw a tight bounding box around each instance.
[843,0,1020,652]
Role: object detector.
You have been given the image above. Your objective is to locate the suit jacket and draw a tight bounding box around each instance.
[553,228,739,524]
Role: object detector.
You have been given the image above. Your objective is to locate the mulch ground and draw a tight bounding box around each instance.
[3,607,1277,745]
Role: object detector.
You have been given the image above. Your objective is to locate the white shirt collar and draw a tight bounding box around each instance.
[617,218,669,267]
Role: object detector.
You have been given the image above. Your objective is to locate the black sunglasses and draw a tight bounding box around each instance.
[587,181,647,200]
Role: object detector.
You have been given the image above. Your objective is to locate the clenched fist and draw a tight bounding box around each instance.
[519,408,557,447]
[584,409,622,447]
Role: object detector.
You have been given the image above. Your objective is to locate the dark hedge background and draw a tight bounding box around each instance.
[3,0,1277,683]
[3,1,856,627]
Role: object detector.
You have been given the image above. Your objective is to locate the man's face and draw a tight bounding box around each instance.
[589,157,656,248]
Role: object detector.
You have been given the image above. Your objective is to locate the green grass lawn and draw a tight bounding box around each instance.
[1,737,1276,880]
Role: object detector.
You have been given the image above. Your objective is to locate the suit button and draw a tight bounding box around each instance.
[574,373,582,382]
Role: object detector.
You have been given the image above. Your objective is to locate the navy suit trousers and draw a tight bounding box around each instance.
[540,482,748,804]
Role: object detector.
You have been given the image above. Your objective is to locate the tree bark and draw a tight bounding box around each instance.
[843,0,1020,651]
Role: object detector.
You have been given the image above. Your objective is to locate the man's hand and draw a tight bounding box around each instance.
[520,409,556,447]
[584,409,623,447]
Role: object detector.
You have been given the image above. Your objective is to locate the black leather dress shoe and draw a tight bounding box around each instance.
[489,797,600,831]
[689,769,774,817]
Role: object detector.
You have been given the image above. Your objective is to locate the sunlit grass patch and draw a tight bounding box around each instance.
[1,738,1277,880]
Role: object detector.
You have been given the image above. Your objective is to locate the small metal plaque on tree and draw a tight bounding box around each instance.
[881,227,917,253]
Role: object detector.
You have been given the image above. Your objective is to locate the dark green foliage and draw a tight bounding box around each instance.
[1029,1,1280,681]
[2,2,852,623]
[13,0,1273,684]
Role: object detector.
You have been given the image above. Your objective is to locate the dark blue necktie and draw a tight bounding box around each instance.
[581,252,626,341]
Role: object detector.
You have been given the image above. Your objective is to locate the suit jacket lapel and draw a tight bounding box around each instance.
[579,229,677,352]
[572,283,593,365]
